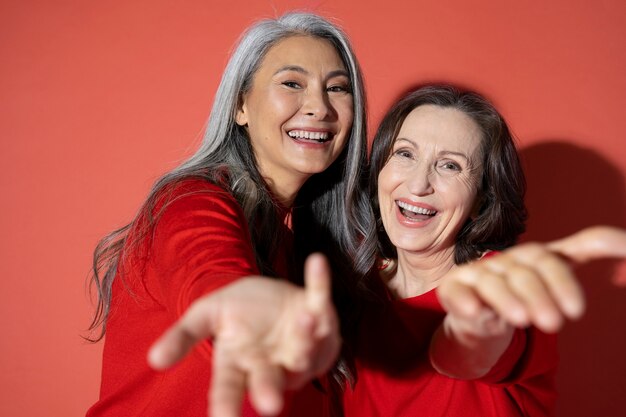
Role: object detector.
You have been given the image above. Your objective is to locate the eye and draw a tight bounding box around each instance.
[327,84,351,93]
[282,81,302,89]
[438,160,461,171]
[393,148,413,159]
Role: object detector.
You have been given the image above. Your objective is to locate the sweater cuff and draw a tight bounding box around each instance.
[479,327,528,384]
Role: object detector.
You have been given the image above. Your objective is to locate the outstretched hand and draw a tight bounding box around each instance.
[147,253,340,417]
[437,225,626,335]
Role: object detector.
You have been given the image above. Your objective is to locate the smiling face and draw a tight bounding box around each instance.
[377,104,484,256]
[235,35,354,204]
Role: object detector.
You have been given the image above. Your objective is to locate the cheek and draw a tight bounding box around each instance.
[458,189,479,218]
[377,168,400,226]
[336,99,354,126]
[459,176,480,213]
[264,90,299,119]
[377,185,393,233]
[377,166,394,201]
[437,178,478,213]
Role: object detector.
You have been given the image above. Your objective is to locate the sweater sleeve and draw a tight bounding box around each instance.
[478,327,528,384]
[477,251,559,388]
[141,180,260,319]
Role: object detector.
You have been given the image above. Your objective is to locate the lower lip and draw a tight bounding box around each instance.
[394,204,434,228]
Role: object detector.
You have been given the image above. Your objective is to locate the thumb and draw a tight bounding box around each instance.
[148,295,221,370]
[546,226,626,263]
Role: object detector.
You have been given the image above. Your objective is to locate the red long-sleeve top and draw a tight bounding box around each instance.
[86,179,324,416]
[342,267,558,417]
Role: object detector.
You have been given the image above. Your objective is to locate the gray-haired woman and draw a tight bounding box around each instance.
[86,12,376,417]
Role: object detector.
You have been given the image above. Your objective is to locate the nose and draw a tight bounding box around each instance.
[302,88,333,120]
[406,163,434,196]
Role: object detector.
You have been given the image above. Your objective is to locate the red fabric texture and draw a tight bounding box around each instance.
[342,256,558,417]
[86,179,324,416]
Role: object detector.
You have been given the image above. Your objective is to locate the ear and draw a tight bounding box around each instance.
[235,95,248,127]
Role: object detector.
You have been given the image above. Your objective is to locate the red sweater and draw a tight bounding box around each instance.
[86,180,325,416]
[342,277,558,417]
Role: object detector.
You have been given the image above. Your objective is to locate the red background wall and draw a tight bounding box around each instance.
[1,1,625,416]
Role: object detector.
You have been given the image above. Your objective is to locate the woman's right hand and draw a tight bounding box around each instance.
[430,225,626,379]
[147,253,340,417]
[438,225,626,335]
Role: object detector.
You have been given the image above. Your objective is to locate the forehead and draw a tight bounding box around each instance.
[258,35,346,74]
[397,105,483,154]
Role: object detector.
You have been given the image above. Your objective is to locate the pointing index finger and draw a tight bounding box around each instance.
[304,253,332,314]
[547,226,626,263]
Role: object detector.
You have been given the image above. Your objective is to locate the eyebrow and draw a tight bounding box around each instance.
[394,138,470,161]
[274,65,350,79]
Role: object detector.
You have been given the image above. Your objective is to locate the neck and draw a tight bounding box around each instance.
[263,174,311,208]
[386,246,457,299]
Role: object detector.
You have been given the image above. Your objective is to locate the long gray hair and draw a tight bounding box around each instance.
[88,12,377,347]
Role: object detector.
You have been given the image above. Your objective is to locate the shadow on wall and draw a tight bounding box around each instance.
[520,141,626,417]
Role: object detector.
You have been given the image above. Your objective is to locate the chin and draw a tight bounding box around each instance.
[390,237,426,253]
[300,163,334,176]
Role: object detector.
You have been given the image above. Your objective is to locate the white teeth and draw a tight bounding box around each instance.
[397,201,436,215]
[288,130,330,140]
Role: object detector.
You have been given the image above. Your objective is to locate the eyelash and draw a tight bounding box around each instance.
[439,161,461,171]
[282,81,301,89]
[328,84,350,93]
[393,148,413,159]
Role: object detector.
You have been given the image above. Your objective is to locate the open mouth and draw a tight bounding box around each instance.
[288,130,333,143]
[397,200,437,221]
